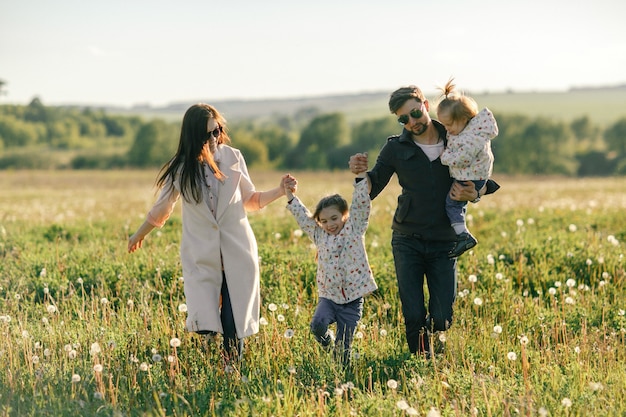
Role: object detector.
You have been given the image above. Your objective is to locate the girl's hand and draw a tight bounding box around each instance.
[281,174,297,201]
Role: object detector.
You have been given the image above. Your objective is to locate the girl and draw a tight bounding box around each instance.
[283,173,377,365]
[437,79,499,258]
[128,103,290,361]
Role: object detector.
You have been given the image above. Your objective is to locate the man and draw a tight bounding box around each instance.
[349,85,498,356]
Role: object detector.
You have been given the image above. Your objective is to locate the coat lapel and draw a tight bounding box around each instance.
[215,152,242,222]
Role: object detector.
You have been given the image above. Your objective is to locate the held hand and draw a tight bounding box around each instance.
[281,174,297,199]
[349,152,368,174]
[449,180,479,202]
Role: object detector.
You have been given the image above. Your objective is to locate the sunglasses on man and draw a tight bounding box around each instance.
[397,107,424,125]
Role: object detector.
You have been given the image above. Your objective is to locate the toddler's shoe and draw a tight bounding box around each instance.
[448,232,477,258]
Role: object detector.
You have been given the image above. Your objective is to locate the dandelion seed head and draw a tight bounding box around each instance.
[568,224,577,232]
[566,279,576,288]
[565,296,575,305]
[507,351,517,361]
[46,305,57,314]
[152,354,162,362]
[473,297,483,306]
[426,407,442,417]
[288,365,296,374]
[77,277,83,285]
[139,362,149,371]
[380,329,387,337]
[32,355,39,364]
[169,338,181,348]
[396,400,409,410]
[548,287,557,295]
[41,317,49,325]
[284,329,294,339]
[355,331,363,339]
[589,382,604,391]
[43,287,49,294]
[586,258,593,266]
[519,335,529,345]
[93,364,103,373]
[268,303,278,312]
[94,391,103,400]
[259,317,268,326]
[277,314,285,322]
[468,274,478,283]
[90,342,101,356]
[554,281,562,287]
[561,397,572,408]
[274,232,281,240]
[168,355,176,363]
[334,387,344,396]
[386,379,398,389]
[493,325,503,334]
[71,374,81,383]
[40,268,47,277]
[178,304,187,313]
[22,330,30,339]
[293,229,303,237]
[516,219,524,227]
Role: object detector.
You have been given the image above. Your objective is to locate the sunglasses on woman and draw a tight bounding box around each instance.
[206,126,222,140]
[397,107,424,125]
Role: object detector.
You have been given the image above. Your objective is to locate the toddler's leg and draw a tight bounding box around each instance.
[310,298,336,347]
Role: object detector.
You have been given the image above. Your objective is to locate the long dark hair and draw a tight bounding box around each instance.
[156,104,231,203]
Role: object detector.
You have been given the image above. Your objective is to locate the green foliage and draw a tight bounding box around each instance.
[127,119,179,167]
[1,97,625,175]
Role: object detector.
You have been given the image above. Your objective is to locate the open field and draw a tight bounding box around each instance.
[1,170,625,416]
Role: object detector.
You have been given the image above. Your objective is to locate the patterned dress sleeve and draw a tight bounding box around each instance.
[286,197,320,242]
[348,178,371,236]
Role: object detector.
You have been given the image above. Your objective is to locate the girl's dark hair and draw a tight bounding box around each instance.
[156,104,231,203]
[312,194,348,221]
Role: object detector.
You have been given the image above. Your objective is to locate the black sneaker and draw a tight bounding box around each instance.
[448,232,477,258]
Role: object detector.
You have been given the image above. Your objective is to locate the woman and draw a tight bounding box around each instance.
[128,103,291,360]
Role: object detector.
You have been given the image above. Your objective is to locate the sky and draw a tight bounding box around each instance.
[1,0,625,108]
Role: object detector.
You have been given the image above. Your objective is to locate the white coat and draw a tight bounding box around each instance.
[146,145,262,339]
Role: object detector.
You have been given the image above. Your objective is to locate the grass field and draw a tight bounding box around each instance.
[0,170,625,416]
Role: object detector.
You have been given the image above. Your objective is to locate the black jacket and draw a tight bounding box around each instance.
[368,120,496,241]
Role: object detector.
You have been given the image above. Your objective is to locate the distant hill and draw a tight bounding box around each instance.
[110,85,626,127]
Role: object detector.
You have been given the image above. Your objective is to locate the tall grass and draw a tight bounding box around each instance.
[0,170,624,416]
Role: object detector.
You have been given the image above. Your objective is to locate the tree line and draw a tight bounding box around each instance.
[1,97,625,176]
